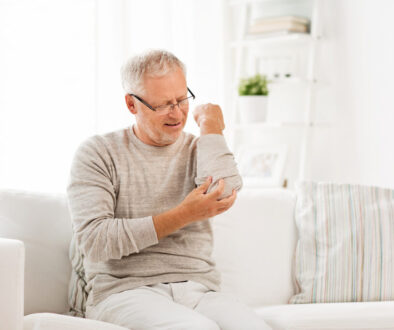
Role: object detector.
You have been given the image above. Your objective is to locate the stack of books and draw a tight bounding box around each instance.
[249,16,310,35]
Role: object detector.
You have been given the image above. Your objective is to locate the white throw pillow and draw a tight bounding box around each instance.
[213,188,297,306]
[290,181,394,303]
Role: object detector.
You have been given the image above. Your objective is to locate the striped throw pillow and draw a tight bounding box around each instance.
[290,181,394,304]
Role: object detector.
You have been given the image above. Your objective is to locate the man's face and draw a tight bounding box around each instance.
[128,67,189,147]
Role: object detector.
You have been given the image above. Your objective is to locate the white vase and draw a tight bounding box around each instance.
[238,95,268,124]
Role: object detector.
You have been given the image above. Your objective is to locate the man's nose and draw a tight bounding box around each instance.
[167,103,182,116]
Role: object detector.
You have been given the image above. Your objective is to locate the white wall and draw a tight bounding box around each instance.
[0,0,96,193]
[0,0,224,193]
[308,0,394,189]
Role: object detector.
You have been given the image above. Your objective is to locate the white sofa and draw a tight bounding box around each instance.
[0,188,393,330]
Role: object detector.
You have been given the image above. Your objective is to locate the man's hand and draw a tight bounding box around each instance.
[175,176,237,223]
[193,103,225,135]
[153,177,237,240]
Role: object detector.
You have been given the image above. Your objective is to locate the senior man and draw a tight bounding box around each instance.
[67,49,271,330]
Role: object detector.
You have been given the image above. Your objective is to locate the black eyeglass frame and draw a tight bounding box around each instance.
[129,87,195,112]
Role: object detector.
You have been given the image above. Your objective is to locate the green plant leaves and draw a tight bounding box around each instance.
[238,74,269,96]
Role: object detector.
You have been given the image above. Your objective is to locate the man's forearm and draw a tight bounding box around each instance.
[152,206,190,240]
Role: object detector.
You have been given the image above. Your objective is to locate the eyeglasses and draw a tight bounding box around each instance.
[129,87,195,114]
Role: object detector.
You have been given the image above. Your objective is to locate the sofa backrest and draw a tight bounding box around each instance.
[0,187,297,315]
[0,189,72,315]
[212,188,297,307]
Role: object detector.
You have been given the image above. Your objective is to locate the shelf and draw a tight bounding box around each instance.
[234,121,332,129]
[232,78,325,90]
[231,32,315,48]
[227,0,323,183]
[268,78,328,89]
[269,77,318,85]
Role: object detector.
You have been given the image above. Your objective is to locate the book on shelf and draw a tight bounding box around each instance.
[249,15,310,35]
[252,15,309,25]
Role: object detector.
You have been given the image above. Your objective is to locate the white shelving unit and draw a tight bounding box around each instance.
[224,0,325,187]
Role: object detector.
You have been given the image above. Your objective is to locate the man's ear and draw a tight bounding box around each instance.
[125,94,137,114]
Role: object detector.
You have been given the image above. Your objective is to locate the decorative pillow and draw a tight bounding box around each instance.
[290,181,394,304]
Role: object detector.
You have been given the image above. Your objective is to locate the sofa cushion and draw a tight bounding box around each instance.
[256,301,394,330]
[290,182,394,304]
[24,313,128,330]
[212,188,297,307]
[0,189,72,315]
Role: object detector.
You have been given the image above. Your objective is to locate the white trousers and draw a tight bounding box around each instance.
[86,281,271,330]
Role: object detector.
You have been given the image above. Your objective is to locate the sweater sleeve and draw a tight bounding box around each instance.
[195,134,243,198]
[67,137,158,263]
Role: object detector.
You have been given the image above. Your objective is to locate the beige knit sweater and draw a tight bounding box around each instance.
[66,125,242,314]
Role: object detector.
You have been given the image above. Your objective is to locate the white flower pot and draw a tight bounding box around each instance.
[238,95,268,124]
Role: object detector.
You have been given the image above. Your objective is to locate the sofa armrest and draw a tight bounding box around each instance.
[0,238,24,330]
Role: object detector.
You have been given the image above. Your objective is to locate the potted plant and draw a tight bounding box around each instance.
[238,74,269,124]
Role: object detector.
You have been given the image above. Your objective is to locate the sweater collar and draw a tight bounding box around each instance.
[128,124,185,154]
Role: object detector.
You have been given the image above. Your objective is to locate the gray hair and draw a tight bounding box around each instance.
[121,49,186,96]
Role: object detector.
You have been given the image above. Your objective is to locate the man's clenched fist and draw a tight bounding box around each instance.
[193,103,225,135]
